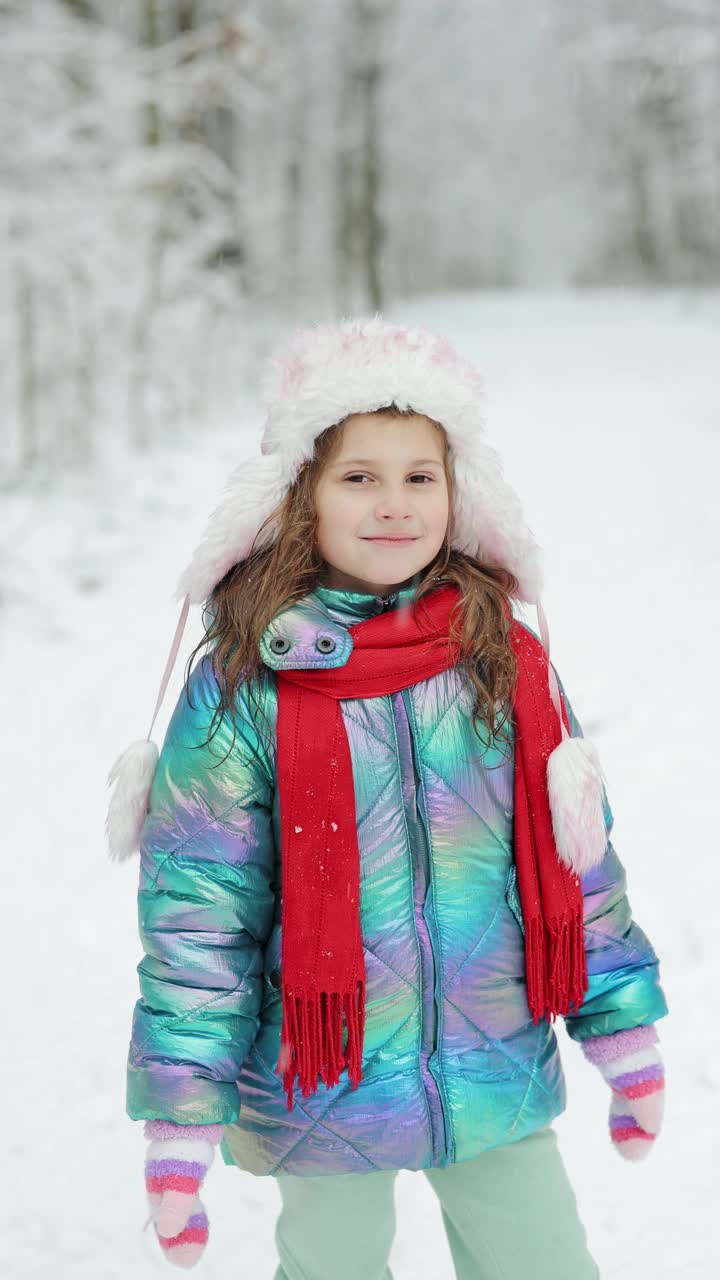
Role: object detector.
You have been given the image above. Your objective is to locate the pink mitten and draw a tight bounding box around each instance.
[581,1024,665,1162]
[144,1120,224,1268]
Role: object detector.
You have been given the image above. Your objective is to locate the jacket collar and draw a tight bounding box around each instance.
[311,582,420,624]
[259,581,421,671]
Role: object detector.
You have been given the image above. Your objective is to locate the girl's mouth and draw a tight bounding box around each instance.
[363,537,419,546]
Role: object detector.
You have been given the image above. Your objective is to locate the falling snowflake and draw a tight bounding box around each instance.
[330,821,338,832]
[294,825,303,833]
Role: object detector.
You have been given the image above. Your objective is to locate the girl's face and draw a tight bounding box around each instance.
[314,412,450,595]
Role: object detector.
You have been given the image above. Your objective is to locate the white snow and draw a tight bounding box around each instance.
[4,289,718,1277]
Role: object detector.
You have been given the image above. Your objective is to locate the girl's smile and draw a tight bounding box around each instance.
[362,535,420,546]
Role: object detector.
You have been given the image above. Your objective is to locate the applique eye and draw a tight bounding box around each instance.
[315,635,336,654]
[269,635,291,654]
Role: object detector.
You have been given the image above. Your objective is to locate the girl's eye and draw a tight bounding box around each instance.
[343,474,434,484]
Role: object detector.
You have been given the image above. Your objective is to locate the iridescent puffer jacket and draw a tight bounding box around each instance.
[126,583,668,1177]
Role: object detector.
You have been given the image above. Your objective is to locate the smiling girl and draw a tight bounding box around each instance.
[108,317,668,1278]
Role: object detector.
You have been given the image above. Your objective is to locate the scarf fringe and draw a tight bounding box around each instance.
[277,981,366,1111]
[527,911,588,1025]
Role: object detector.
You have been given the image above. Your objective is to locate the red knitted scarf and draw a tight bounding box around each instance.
[274,583,588,1111]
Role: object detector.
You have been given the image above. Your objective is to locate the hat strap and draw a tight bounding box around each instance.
[146,593,191,741]
[536,599,570,743]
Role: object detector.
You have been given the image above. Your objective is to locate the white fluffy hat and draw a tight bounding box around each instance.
[106,314,607,872]
[175,315,544,607]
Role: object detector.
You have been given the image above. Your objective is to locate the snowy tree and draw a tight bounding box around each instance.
[550,0,720,282]
[0,0,273,483]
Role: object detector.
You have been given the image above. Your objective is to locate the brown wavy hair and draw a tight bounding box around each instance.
[185,405,519,764]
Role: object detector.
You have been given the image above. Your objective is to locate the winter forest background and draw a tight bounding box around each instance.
[3,3,719,1278]
[2,0,720,476]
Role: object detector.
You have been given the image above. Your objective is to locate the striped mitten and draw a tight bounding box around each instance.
[144,1120,224,1268]
[581,1024,665,1162]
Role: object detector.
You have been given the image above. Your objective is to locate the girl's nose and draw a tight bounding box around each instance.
[374,488,413,519]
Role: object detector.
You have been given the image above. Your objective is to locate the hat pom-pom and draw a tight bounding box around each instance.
[105,740,159,862]
[547,737,608,876]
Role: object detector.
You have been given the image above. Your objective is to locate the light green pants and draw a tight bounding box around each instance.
[273,1126,600,1280]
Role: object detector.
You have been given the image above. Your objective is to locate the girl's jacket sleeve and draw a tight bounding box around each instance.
[126,654,275,1125]
[553,667,669,1041]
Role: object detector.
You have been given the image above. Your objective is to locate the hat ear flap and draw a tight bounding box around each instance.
[450,450,543,605]
[175,451,289,606]
[105,739,159,861]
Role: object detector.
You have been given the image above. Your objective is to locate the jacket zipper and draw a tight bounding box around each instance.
[396,687,453,1165]
[381,594,452,1163]
[375,592,397,611]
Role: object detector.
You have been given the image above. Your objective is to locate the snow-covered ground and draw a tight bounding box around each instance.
[4,289,718,1278]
